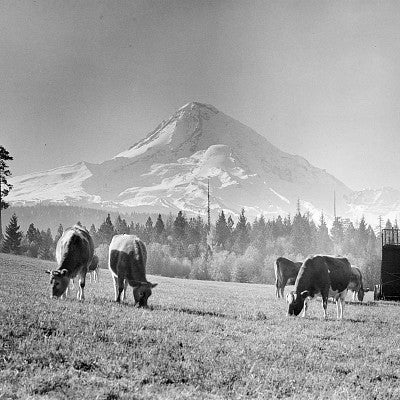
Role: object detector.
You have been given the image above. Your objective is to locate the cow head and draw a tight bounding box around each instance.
[287,290,309,316]
[133,282,158,308]
[45,269,70,298]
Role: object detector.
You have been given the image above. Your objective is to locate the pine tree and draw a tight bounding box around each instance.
[114,215,129,235]
[173,211,188,257]
[316,212,333,254]
[215,210,230,249]
[154,214,165,243]
[98,214,115,244]
[233,209,250,254]
[0,146,13,241]
[356,216,369,257]
[143,216,154,243]
[26,223,41,258]
[38,228,54,260]
[54,223,64,245]
[330,217,344,253]
[2,213,22,254]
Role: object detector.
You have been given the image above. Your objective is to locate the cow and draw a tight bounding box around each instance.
[274,257,302,298]
[45,225,94,300]
[88,254,100,283]
[286,255,352,320]
[108,234,157,308]
[347,266,368,302]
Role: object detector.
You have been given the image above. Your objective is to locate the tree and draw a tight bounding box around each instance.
[98,214,115,244]
[2,213,22,254]
[0,146,13,240]
[331,217,344,254]
[154,214,165,243]
[215,210,230,249]
[173,211,188,257]
[232,209,250,254]
[54,224,64,245]
[114,215,129,235]
[38,228,54,260]
[26,223,42,258]
[316,212,333,254]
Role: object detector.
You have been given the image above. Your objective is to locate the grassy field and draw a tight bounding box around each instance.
[1,253,400,399]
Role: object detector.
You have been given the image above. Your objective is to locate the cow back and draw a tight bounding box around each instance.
[295,255,351,296]
[109,235,147,284]
[56,226,94,277]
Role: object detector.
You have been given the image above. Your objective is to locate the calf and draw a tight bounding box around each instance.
[348,266,368,302]
[88,254,100,283]
[274,257,302,298]
[287,255,352,320]
[45,225,94,300]
[108,234,157,308]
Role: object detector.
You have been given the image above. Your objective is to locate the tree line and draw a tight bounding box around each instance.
[0,206,387,287]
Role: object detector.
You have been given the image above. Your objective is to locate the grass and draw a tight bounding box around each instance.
[1,253,400,399]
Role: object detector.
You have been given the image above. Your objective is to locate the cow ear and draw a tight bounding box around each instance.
[60,269,68,276]
[45,269,51,275]
[301,290,310,299]
[150,283,158,288]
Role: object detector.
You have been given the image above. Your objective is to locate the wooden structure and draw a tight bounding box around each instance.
[374,228,400,300]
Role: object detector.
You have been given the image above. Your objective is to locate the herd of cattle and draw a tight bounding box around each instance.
[44,225,367,319]
[275,256,369,319]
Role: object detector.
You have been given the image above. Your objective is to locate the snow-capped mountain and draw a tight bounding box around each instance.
[8,102,399,225]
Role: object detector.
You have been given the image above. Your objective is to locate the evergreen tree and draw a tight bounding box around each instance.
[2,213,22,254]
[154,214,165,243]
[143,216,154,243]
[0,146,13,240]
[316,212,333,254]
[26,223,41,258]
[54,223,64,245]
[215,211,230,249]
[330,217,344,253]
[114,215,129,235]
[89,224,98,246]
[98,214,115,244]
[38,228,54,260]
[342,221,357,256]
[356,216,369,257]
[232,209,250,254]
[173,211,188,257]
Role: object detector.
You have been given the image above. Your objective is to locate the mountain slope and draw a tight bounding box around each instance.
[8,101,395,224]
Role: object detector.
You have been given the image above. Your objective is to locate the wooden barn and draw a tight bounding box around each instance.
[374,228,400,300]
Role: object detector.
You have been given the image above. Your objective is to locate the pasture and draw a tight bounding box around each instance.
[1,253,400,399]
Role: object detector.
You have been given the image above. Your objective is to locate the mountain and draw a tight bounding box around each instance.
[8,102,398,225]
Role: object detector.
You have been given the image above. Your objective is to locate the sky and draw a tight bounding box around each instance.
[2,0,400,191]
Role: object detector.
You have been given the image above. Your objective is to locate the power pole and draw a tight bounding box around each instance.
[333,190,337,220]
[207,179,211,232]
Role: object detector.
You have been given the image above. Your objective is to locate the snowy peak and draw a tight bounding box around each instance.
[8,101,397,225]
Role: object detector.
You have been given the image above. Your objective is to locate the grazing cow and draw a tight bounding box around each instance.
[348,266,368,302]
[45,225,94,300]
[108,234,157,307]
[88,254,100,283]
[274,257,302,298]
[286,255,352,320]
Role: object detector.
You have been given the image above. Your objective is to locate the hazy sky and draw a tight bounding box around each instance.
[2,0,400,191]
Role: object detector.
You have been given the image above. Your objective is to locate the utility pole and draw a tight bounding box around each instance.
[333,190,337,220]
[207,179,211,232]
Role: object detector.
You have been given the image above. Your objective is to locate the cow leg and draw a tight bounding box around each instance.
[322,297,328,320]
[302,298,309,318]
[77,271,86,301]
[122,279,128,301]
[115,276,125,303]
[352,291,357,302]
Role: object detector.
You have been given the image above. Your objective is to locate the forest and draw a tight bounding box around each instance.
[1,205,387,288]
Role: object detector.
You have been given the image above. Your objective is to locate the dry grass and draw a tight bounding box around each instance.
[1,253,400,399]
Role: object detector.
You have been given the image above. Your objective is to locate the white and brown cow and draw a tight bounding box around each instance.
[348,266,368,302]
[286,255,352,320]
[88,254,100,283]
[108,234,157,308]
[274,257,302,298]
[45,225,94,300]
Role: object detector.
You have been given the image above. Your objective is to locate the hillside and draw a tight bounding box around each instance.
[1,253,399,399]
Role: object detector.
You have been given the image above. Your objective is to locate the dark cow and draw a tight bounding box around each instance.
[348,266,368,302]
[286,255,352,319]
[88,254,100,283]
[108,234,157,307]
[45,225,94,300]
[274,257,302,298]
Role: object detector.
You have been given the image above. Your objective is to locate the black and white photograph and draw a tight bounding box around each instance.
[1,1,400,398]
